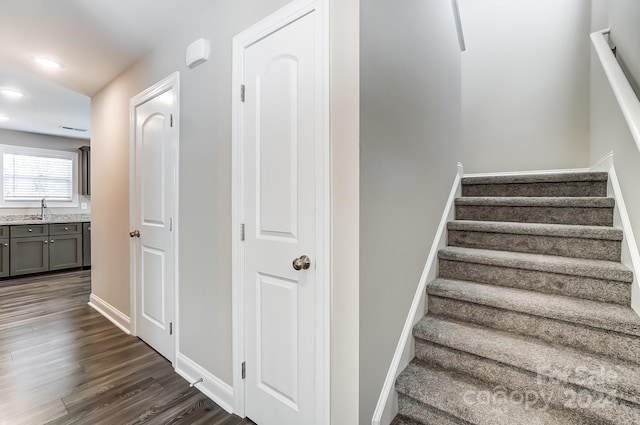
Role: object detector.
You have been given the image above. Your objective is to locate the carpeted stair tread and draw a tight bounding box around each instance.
[438,246,633,283]
[390,414,429,425]
[461,172,609,186]
[455,196,615,208]
[427,278,640,336]
[396,360,590,425]
[414,316,640,405]
[447,220,622,240]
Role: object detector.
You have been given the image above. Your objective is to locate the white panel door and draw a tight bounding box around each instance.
[243,10,317,425]
[132,87,176,361]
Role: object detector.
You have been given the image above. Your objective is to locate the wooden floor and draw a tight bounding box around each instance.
[0,270,255,425]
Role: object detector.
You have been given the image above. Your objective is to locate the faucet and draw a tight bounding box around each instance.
[40,198,47,220]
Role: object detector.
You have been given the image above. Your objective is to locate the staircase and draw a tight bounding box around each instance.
[392,172,640,425]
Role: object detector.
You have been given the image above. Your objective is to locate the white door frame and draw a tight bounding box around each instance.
[129,72,181,365]
[231,0,331,423]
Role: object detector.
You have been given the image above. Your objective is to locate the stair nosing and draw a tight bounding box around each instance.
[412,316,640,405]
[455,196,615,207]
[438,246,633,283]
[461,172,609,186]
[447,220,623,241]
[427,278,640,337]
[397,359,591,425]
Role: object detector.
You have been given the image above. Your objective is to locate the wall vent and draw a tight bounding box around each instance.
[60,126,88,132]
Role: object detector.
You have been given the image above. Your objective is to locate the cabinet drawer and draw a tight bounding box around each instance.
[10,224,47,238]
[0,226,8,238]
[49,223,82,235]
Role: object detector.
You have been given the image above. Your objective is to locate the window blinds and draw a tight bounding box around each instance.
[3,152,73,201]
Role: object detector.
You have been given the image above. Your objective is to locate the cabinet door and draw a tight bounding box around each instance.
[10,237,49,276]
[49,234,83,271]
[82,223,91,267]
[0,238,9,278]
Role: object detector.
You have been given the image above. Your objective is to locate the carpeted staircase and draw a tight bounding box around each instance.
[392,172,640,425]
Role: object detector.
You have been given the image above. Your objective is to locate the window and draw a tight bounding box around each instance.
[0,145,78,207]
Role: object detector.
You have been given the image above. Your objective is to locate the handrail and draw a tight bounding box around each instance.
[591,28,640,153]
[451,0,466,52]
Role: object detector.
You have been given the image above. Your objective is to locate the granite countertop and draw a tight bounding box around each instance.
[0,214,91,226]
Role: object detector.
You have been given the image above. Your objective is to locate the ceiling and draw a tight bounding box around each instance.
[0,0,210,139]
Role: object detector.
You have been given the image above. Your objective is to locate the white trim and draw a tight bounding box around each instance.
[88,293,131,334]
[175,353,234,414]
[129,72,181,365]
[231,1,331,422]
[372,163,463,425]
[591,29,640,154]
[590,153,640,315]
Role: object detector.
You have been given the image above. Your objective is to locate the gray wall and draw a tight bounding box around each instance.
[459,0,592,173]
[0,128,91,215]
[360,0,462,423]
[91,0,292,385]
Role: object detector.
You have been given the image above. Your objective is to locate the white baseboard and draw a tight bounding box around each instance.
[591,153,640,316]
[371,163,463,425]
[175,353,234,414]
[88,293,131,334]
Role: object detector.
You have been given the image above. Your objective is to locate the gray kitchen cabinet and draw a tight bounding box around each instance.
[7,222,85,277]
[49,234,83,271]
[10,236,49,276]
[0,238,9,278]
[80,146,90,196]
[82,222,91,267]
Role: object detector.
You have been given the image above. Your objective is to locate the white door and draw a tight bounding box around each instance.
[243,10,318,425]
[131,80,178,362]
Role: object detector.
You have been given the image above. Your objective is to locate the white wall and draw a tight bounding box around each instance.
[359,0,462,423]
[459,0,592,173]
[0,128,90,215]
[330,0,360,423]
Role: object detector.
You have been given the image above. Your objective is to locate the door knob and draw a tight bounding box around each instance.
[129,230,141,238]
[292,255,311,271]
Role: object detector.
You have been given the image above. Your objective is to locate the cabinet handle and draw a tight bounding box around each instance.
[28,228,33,232]
[50,240,55,244]
[64,227,69,230]
[44,240,48,244]
[3,243,7,247]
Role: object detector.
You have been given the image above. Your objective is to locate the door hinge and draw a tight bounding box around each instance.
[169,218,173,231]
[169,322,173,335]
[240,84,245,102]
[170,114,174,127]
[240,223,245,241]
[242,361,246,379]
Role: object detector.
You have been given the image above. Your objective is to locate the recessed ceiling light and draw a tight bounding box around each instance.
[35,57,62,69]
[0,115,11,122]
[0,88,25,98]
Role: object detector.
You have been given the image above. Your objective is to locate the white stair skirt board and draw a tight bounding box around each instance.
[175,353,234,414]
[592,152,640,316]
[88,293,131,335]
[372,163,463,425]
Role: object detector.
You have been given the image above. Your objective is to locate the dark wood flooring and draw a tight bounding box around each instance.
[0,270,254,425]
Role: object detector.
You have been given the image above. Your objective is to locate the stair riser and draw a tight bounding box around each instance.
[461,181,608,197]
[448,230,621,261]
[397,394,470,425]
[438,259,631,305]
[455,205,614,226]
[428,296,640,364]
[415,340,640,424]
